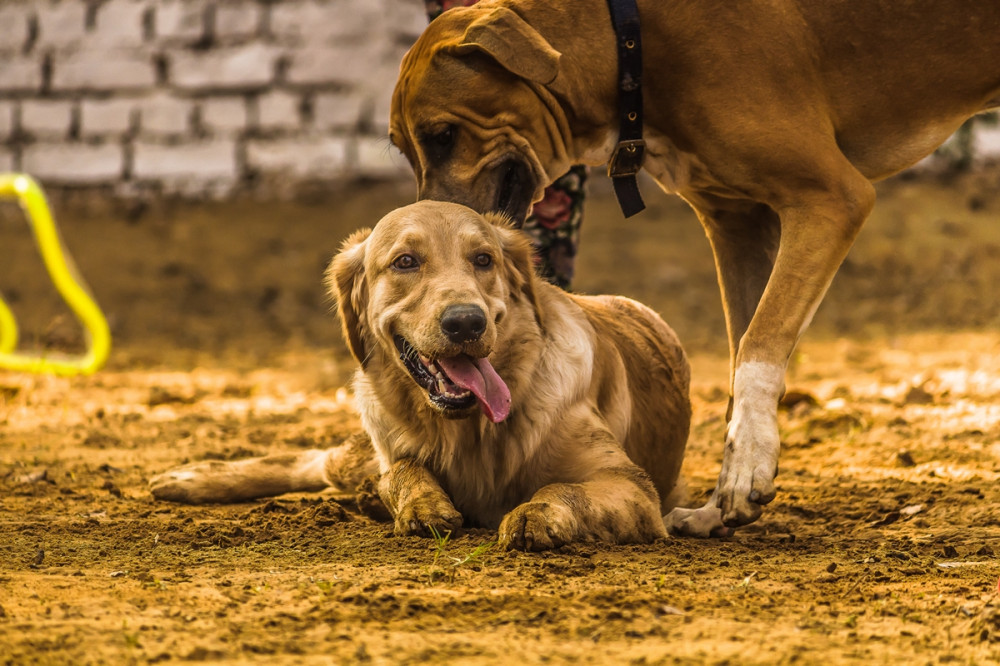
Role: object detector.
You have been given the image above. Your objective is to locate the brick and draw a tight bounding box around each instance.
[133,139,238,181]
[20,100,74,138]
[215,2,261,41]
[36,1,88,50]
[0,58,43,93]
[0,102,14,141]
[200,97,248,134]
[156,0,208,43]
[257,91,300,131]
[52,50,156,91]
[22,143,124,184]
[80,98,137,137]
[385,0,427,40]
[139,93,192,136]
[286,44,382,87]
[360,53,408,131]
[974,123,1000,159]
[171,44,280,91]
[355,135,411,178]
[246,136,348,177]
[313,93,364,130]
[270,0,383,44]
[0,148,13,172]
[0,6,30,54]
[92,0,149,49]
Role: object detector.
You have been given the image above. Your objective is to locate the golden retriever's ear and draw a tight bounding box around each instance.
[486,213,545,332]
[449,8,561,85]
[326,228,372,368]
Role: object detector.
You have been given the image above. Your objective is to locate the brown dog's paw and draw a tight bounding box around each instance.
[394,494,463,538]
[498,502,577,551]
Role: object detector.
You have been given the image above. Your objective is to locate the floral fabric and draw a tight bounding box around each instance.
[423,1,586,290]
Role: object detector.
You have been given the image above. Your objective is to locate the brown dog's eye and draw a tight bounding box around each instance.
[392,254,419,271]
[473,253,493,269]
[420,125,456,163]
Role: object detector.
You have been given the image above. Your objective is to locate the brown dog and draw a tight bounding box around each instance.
[388,0,1000,536]
[151,201,691,550]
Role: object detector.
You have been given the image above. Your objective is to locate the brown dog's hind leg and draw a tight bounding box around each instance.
[378,458,463,538]
[665,201,779,538]
[677,157,876,535]
[722,175,875,527]
[149,431,377,504]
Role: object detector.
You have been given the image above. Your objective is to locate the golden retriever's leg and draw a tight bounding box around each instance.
[378,458,463,537]
[149,432,377,504]
[498,464,666,551]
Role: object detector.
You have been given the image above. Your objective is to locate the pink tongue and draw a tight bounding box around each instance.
[436,355,511,423]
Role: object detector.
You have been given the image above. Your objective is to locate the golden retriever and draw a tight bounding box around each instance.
[150,201,691,550]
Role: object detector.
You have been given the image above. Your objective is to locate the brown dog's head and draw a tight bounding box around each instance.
[327,201,540,423]
[389,7,569,224]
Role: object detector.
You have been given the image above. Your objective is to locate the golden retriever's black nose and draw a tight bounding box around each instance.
[441,304,487,343]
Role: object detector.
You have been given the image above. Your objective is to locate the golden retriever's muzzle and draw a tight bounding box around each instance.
[392,333,511,424]
[440,304,487,344]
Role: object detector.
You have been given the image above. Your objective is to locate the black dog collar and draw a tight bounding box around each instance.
[605,0,646,217]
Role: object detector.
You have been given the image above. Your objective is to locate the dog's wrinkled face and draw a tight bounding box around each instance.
[389,7,568,224]
[329,201,539,423]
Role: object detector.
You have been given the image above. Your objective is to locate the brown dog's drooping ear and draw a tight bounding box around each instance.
[326,228,372,368]
[448,7,561,85]
[486,212,545,332]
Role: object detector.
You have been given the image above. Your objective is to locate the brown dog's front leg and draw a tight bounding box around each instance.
[378,458,463,538]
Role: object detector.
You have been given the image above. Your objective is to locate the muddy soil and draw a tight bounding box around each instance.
[1,169,999,664]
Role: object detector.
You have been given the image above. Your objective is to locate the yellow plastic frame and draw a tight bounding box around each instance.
[0,173,111,375]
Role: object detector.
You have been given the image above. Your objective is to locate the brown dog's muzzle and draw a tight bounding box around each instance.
[420,157,538,227]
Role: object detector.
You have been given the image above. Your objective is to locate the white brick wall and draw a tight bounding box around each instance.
[134,139,238,182]
[92,0,150,49]
[80,99,137,137]
[257,91,301,131]
[313,93,364,130]
[156,0,208,43]
[139,94,193,136]
[21,100,75,139]
[0,103,14,141]
[171,43,281,91]
[0,6,31,53]
[0,149,14,173]
[36,2,89,51]
[1,0,428,196]
[52,51,158,92]
[356,136,410,178]
[200,97,248,134]
[246,136,348,178]
[270,0,384,44]
[216,2,261,41]
[22,143,124,184]
[286,45,383,87]
[0,58,43,93]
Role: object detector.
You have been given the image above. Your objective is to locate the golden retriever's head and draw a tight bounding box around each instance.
[327,201,539,423]
[389,7,567,224]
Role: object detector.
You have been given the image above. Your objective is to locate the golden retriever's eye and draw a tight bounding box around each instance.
[473,253,493,269]
[392,254,419,271]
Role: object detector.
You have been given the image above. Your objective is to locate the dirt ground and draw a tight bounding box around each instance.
[1,168,999,664]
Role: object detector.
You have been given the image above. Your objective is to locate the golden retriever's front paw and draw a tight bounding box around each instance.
[498,502,577,551]
[394,494,463,538]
